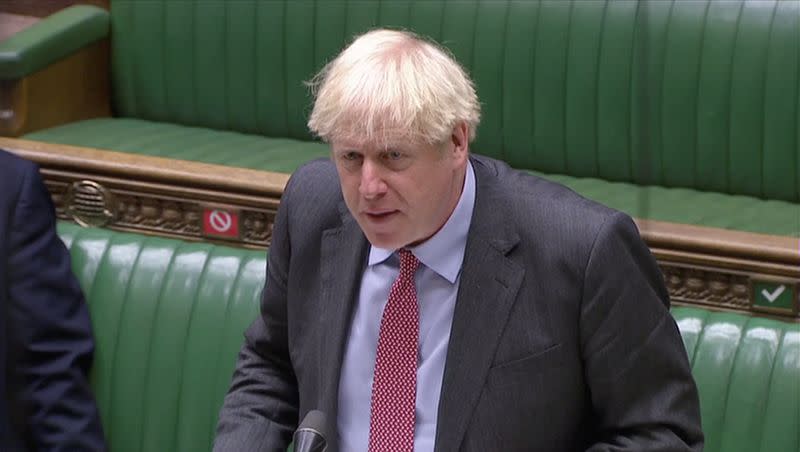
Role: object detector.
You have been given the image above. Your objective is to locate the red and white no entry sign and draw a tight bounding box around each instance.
[203,208,239,238]
[209,210,232,232]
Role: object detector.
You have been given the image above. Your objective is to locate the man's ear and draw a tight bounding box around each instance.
[451,122,469,164]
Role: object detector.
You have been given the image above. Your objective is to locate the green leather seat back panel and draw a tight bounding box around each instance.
[94,0,799,202]
[28,117,799,236]
[57,222,265,452]
[673,307,800,452]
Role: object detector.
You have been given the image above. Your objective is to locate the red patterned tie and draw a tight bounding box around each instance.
[368,249,420,452]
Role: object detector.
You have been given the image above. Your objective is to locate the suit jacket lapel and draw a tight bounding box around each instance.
[434,158,525,452]
[317,204,369,452]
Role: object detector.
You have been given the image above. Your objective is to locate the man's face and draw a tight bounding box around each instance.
[331,126,469,249]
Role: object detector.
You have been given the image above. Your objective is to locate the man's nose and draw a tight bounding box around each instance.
[359,160,388,199]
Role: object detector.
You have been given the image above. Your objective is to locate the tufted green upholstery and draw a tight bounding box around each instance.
[54,222,799,451]
[23,0,800,236]
[537,171,800,237]
[57,221,265,452]
[674,307,800,452]
[25,0,799,200]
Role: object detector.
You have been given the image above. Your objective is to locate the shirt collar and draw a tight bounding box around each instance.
[368,160,476,284]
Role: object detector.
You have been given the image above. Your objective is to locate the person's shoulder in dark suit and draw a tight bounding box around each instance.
[281,157,347,227]
[0,150,107,451]
[472,154,622,239]
[470,154,702,450]
[471,153,664,290]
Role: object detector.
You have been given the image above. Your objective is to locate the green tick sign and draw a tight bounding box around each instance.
[752,281,796,311]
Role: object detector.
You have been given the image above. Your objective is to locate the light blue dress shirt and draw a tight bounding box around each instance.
[337,161,476,452]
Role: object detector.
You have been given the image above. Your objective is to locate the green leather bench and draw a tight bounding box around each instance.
[57,222,799,452]
[3,1,797,237]
[58,222,263,452]
[673,308,800,452]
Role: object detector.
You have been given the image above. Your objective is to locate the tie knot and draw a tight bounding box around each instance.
[397,249,419,276]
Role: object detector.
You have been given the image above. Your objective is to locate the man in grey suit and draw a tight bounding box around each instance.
[215,29,703,452]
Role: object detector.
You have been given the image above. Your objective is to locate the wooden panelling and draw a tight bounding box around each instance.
[0,39,110,136]
[636,219,798,269]
[0,137,797,320]
[0,138,287,249]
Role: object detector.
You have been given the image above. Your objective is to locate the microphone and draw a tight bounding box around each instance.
[293,410,328,452]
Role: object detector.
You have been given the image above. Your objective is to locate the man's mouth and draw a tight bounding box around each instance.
[364,210,398,221]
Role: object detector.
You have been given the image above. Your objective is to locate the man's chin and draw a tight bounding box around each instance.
[365,236,403,250]
[363,230,407,250]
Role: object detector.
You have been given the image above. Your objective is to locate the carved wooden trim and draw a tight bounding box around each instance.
[662,264,751,310]
[3,138,286,249]
[659,261,799,321]
[2,137,798,319]
[42,169,278,249]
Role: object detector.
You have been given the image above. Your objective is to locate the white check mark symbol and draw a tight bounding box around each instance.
[761,285,786,303]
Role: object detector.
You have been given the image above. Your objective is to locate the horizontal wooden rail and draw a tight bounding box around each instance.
[1,138,289,197]
[636,219,797,268]
[2,137,797,320]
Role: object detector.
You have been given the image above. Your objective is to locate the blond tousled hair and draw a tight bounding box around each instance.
[307,29,481,147]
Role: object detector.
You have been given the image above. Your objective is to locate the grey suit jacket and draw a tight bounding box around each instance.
[215,155,703,452]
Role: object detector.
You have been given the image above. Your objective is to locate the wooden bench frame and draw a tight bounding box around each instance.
[0,10,111,138]
[2,137,798,321]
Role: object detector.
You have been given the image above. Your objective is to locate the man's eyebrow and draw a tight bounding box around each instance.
[379,143,406,152]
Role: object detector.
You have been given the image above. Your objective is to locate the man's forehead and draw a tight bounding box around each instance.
[331,136,416,152]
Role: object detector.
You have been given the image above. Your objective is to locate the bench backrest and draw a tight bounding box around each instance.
[58,222,265,452]
[674,307,799,452]
[108,0,799,202]
[58,222,799,452]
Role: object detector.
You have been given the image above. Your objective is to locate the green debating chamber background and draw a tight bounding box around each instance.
[0,0,797,451]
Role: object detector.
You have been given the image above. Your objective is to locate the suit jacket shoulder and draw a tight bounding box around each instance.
[282,157,347,233]
[442,155,700,452]
[469,155,628,276]
[0,148,107,451]
[0,150,38,225]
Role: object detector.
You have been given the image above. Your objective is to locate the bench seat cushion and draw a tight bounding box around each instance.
[30,118,799,237]
[26,117,330,174]
[538,172,799,238]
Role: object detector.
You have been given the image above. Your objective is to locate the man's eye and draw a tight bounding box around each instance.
[386,151,403,160]
[343,152,361,161]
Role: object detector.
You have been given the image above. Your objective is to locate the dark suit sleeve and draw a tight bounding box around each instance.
[579,213,703,451]
[214,174,299,452]
[7,164,106,451]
